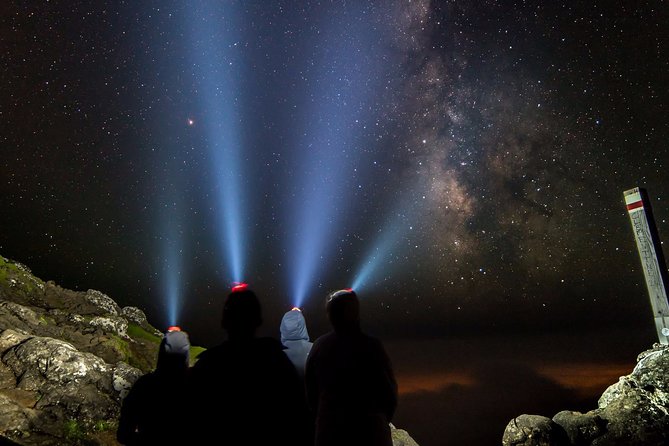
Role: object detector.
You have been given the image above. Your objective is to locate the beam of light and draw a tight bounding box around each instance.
[351,188,422,293]
[161,207,184,327]
[351,212,411,293]
[286,8,388,308]
[187,2,245,284]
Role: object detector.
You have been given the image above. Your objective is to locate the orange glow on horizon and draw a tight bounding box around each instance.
[535,363,633,399]
[395,362,633,399]
[397,371,477,395]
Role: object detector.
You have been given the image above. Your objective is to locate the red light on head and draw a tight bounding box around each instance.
[231,282,249,293]
[167,326,181,332]
[345,288,354,292]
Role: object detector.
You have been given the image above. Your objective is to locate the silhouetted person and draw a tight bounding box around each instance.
[117,327,191,445]
[189,286,310,445]
[305,289,398,446]
[280,307,313,378]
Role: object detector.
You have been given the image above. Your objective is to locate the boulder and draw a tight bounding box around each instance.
[0,393,31,433]
[502,414,570,446]
[89,315,129,338]
[0,329,31,354]
[122,306,163,337]
[391,423,420,446]
[121,306,147,326]
[85,289,121,316]
[552,411,605,445]
[0,301,42,332]
[2,336,110,392]
[505,344,669,446]
[112,361,143,399]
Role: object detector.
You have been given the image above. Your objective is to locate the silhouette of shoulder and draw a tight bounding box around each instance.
[193,336,288,367]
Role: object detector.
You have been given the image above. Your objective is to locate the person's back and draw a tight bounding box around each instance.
[189,287,309,445]
[305,289,397,446]
[280,307,313,378]
[117,328,190,445]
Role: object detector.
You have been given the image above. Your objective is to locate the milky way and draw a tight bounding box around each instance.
[1,1,667,343]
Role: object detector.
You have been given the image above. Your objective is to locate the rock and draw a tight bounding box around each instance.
[121,306,147,325]
[122,306,163,337]
[0,255,170,444]
[506,344,669,446]
[0,301,42,332]
[84,289,121,316]
[0,393,31,433]
[552,410,605,445]
[502,414,570,446]
[0,329,31,355]
[65,312,86,325]
[391,422,420,445]
[89,315,128,337]
[34,381,118,421]
[0,334,124,441]
[112,361,143,399]
[41,283,118,318]
[2,336,109,392]
[0,362,16,389]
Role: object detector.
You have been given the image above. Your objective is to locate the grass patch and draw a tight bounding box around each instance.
[0,256,44,295]
[128,353,151,372]
[64,419,86,441]
[93,419,116,432]
[106,335,131,361]
[0,256,12,286]
[127,323,161,344]
[38,314,55,325]
[190,346,206,365]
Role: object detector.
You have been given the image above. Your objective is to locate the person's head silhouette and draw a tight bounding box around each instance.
[325,288,360,333]
[221,286,262,340]
[157,327,190,372]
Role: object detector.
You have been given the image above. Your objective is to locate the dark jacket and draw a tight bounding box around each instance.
[305,330,397,446]
[189,337,310,445]
[280,310,313,378]
[117,330,190,445]
[117,367,189,445]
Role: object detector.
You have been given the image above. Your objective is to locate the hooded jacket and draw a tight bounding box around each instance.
[280,309,313,378]
[117,330,191,445]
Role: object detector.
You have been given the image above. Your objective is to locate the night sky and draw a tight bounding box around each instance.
[2,1,668,444]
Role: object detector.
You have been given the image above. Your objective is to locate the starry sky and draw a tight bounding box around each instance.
[2,1,668,444]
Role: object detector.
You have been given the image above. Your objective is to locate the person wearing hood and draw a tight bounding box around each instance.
[280,307,313,378]
[117,327,191,445]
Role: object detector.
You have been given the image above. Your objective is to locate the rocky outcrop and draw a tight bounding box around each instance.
[0,255,162,445]
[503,344,669,446]
[0,254,420,446]
[391,423,421,446]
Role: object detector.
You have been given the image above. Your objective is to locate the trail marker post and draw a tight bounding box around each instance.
[624,187,669,345]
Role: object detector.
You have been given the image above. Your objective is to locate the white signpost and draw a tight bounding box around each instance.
[624,187,669,345]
